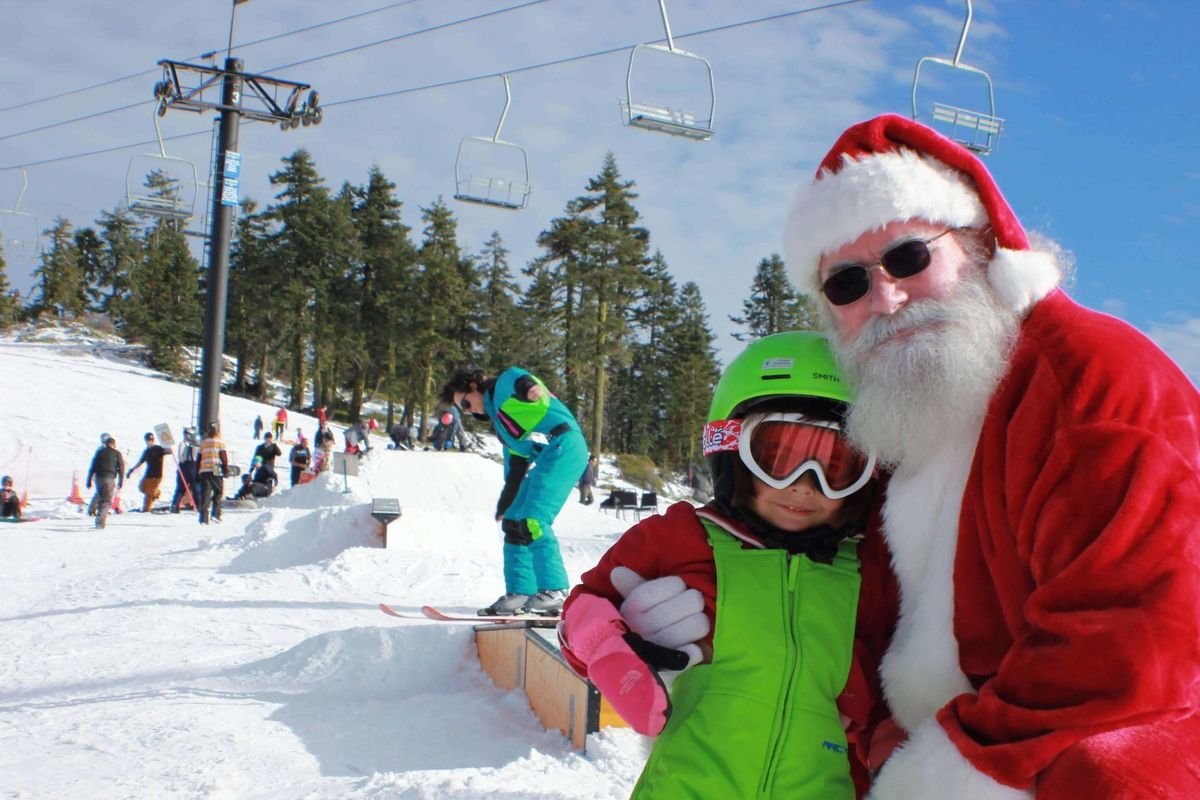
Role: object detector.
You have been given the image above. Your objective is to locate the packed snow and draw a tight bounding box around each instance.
[0,326,669,799]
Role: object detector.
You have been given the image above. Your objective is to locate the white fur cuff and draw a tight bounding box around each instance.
[868,718,1033,800]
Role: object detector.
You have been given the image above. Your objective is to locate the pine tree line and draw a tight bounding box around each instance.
[1,151,816,471]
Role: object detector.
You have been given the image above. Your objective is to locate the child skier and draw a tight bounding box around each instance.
[559,332,878,798]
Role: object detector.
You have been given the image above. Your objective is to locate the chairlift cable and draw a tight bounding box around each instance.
[0,0,869,171]
[323,0,868,109]
[0,0,549,144]
[264,0,551,73]
[0,0,429,115]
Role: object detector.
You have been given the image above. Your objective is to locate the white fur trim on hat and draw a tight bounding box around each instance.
[784,149,987,293]
[868,718,1033,800]
[987,247,1060,314]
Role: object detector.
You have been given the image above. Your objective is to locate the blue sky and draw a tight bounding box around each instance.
[1,0,1197,380]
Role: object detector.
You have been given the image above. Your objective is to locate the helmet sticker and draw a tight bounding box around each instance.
[761,357,794,370]
[702,418,742,456]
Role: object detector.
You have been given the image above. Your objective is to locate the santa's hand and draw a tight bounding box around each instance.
[561,594,673,736]
[610,566,708,669]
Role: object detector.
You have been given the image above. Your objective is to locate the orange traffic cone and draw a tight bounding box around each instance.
[67,471,84,505]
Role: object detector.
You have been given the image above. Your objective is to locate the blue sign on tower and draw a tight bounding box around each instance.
[221,151,241,207]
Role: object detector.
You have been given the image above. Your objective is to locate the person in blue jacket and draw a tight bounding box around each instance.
[441,366,588,617]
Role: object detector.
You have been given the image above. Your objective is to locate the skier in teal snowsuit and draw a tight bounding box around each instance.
[442,366,588,616]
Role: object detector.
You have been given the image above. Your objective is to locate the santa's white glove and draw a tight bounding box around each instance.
[610,566,709,670]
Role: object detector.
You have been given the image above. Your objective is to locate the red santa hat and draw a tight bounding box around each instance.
[784,114,1059,312]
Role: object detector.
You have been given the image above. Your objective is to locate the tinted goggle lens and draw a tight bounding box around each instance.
[821,239,935,307]
[746,419,867,491]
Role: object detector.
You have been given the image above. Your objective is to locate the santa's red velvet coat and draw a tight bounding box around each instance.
[857,289,1200,799]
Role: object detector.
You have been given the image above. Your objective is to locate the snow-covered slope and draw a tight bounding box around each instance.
[0,329,656,799]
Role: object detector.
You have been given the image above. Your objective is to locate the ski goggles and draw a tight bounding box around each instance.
[703,412,875,499]
[820,228,958,307]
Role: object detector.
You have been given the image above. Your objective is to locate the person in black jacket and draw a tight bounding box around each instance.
[126,432,169,512]
[86,436,125,529]
[234,474,272,501]
[288,436,311,486]
[252,432,282,487]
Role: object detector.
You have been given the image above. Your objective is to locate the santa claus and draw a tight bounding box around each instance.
[783,114,1200,797]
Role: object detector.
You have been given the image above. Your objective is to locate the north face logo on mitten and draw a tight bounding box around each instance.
[619,669,642,695]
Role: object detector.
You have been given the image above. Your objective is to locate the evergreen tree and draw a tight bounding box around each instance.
[729,254,817,340]
[530,210,589,412]
[123,217,203,374]
[0,243,21,326]
[31,217,87,319]
[95,207,141,320]
[350,166,416,422]
[410,198,470,433]
[614,250,681,462]
[477,231,522,376]
[227,199,280,396]
[267,149,353,408]
[513,259,561,383]
[73,226,104,310]
[570,153,650,452]
[663,281,720,469]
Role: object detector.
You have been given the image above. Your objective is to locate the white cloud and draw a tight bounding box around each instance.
[1146,317,1200,386]
[1099,298,1127,316]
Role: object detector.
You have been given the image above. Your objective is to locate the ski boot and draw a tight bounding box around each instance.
[478,593,530,617]
[522,589,567,616]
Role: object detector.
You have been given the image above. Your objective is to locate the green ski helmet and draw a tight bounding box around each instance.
[706,331,854,505]
[708,331,852,422]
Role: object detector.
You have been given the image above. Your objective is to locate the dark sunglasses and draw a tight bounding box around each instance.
[459,396,472,412]
[820,228,958,307]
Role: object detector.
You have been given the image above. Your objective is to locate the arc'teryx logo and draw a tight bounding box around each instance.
[822,740,847,754]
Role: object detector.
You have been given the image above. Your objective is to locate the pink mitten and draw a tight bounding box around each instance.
[563,593,672,736]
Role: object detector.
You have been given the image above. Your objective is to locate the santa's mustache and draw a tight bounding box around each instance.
[847,297,957,354]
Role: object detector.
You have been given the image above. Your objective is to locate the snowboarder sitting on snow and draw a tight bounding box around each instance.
[0,475,21,519]
[126,431,168,512]
[249,456,276,490]
[388,421,412,450]
[234,474,272,501]
[559,332,879,798]
[442,365,589,618]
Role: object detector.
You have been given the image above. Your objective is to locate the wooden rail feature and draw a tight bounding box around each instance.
[474,622,628,751]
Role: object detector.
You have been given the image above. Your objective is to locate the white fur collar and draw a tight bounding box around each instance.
[879,421,980,733]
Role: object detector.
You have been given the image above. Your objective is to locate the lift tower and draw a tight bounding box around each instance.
[153,45,321,435]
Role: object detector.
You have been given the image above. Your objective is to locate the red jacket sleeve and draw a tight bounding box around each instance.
[561,502,718,677]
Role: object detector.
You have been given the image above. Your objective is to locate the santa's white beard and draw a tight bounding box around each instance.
[829,272,1021,469]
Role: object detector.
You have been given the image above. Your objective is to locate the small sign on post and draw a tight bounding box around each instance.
[331,451,359,494]
[154,423,175,448]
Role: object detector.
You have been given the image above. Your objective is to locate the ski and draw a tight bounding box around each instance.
[377,603,559,624]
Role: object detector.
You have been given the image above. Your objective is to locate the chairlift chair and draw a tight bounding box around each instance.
[453,75,531,211]
[620,0,715,141]
[125,104,200,222]
[0,167,42,257]
[0,167,42,258]
[911,0,1003,155]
